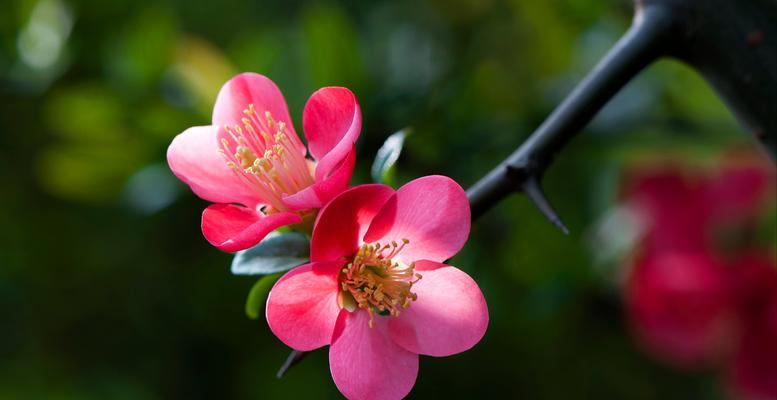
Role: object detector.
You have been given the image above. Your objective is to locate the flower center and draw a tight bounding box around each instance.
[218,105,315,213]
[339,239,422,328]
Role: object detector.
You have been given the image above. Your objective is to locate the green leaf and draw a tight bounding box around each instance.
[245,273,281,319]
[371,128,409,185]
[230,231,309,276]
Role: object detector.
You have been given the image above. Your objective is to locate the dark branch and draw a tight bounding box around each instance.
[467,4,672,220]
[520,177,569,235]
[467,0,776,223]
[276,350,308,379]
[643,0,777,157]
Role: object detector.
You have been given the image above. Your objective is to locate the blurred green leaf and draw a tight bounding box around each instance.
[245,273,281,320]
[44,83,126,142]
[36,142,145,202]
[371,128,409,185]
[171,35,236,116]
[231,231,309,276]
[301,3,364,87]
[106,5,178,91]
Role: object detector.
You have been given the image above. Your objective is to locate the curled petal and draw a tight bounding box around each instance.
[330,310,418,400]
[167,126,258,207]
[310,184,395,263]
[266,261,343,351]
[201,204,301,252]
[364,175,470,264]
[212,73,304,154]
[389,261,488,357]
[303,87,361,180]
[282,146,356,211]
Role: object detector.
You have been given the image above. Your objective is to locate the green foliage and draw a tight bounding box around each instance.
[300,3,364,88]
[230,232,309,276]
[371,128,409,186]
[245,273,281,320]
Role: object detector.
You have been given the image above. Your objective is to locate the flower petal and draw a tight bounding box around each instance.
[266,261,343,351]
[302,87,361,181]
[310,184,395,263]
[330,310,418,400]
[281,145,356,211]
[625,252,736,369]
[201,204,301,252]
[167,126,258,207]
[212,73,304,154]
[389,261,488,357]
[364,175,470,264]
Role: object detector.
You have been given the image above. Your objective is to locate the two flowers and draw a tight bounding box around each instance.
[167,73,488,400]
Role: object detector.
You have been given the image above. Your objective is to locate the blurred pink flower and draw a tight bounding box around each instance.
[167,73,361,251]
[622,153,776,398]
[726,253,777,400]
[623,155,774,255]
[625,252,736,368]
[266,176,488,400]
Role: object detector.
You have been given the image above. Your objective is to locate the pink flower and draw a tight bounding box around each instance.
[265,176,488,400]
[167,73,361,251]
[623,154,775,255]
[727,253,777,400]
[625,252,737,369]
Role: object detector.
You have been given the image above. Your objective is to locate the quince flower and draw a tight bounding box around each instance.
[266,176,489,400]
[167,73,360,251]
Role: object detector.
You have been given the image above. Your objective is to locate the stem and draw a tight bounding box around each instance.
[467,5,672,220]
[645,0,777,157]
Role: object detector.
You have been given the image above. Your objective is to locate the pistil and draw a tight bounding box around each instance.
[339,239,422,327]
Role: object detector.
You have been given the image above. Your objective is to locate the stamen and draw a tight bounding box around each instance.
[339,239,421,328]
[217,105,314,214]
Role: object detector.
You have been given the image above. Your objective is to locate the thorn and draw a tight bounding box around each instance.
[276,350,308,379]
[520,177,570,235]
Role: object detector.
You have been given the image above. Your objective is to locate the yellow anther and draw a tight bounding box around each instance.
[339,241,420,328]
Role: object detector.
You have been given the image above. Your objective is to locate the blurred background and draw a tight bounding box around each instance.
[1,0,775,398]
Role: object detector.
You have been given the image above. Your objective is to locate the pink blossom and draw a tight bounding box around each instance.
[266,176,488,400]
[622,154,777,396]
[167,73,361,251]
[726,253,777,400]
[625,252,737,369]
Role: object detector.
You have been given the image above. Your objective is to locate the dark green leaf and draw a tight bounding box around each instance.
[371,128,409,185]
[245,273,281,319]
[231,231,309,276]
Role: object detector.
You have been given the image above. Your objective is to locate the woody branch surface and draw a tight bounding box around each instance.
[466,0,776,224]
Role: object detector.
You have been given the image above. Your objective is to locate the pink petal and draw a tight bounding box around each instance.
[364,175,470,264]
[212,73,304,154]
[329,310,418,400]
[625,169,709,254]
[167,126,258,207]
[302,87,361,181]
[625,252,736,369]
[727,293,777,400]
[310,184,395,263]
[705,161,775,222]
[266,261,343,351]
[281,145,356,211]
[389,261,488,357]
[201,204,301,252]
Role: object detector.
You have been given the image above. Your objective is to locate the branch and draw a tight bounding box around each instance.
[276,350,308,379]
[644,0,777,157]
[466,4,672,221]
[467,0,777,223]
